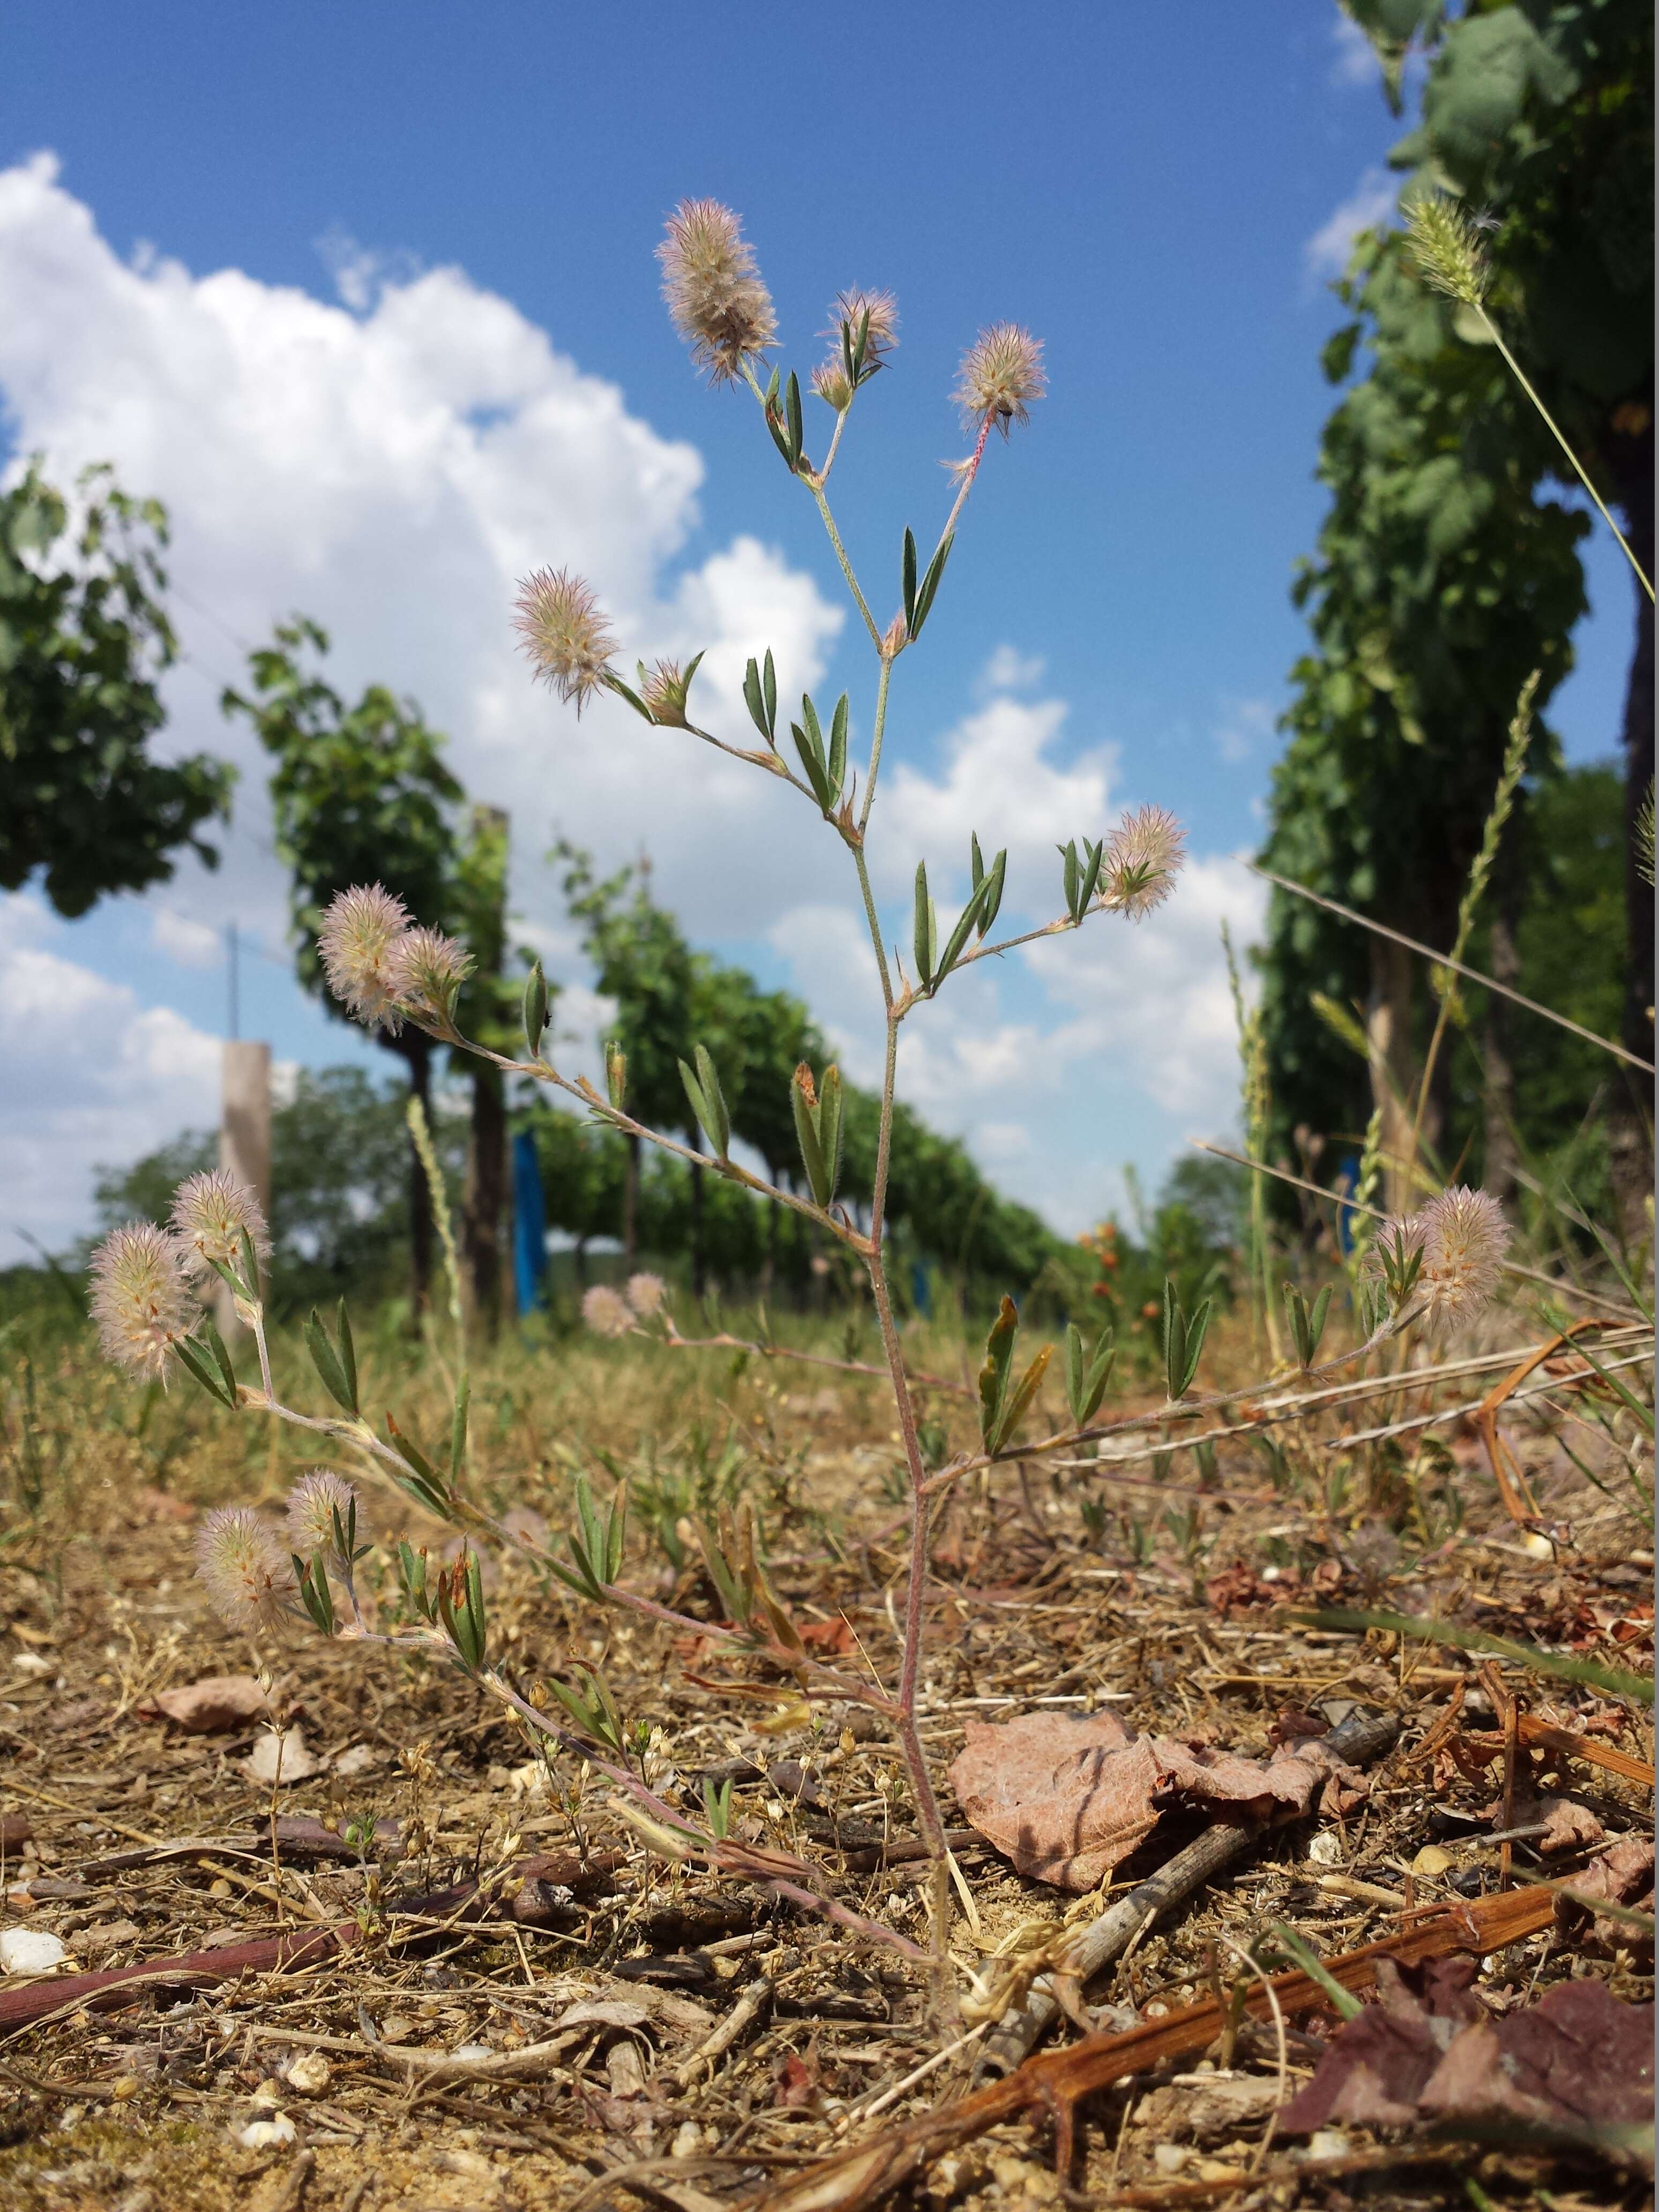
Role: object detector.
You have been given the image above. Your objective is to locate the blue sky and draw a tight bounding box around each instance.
[0,2,1633,1259]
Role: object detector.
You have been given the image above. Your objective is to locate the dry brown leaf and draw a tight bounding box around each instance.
[948,1709,1370,1890]
[145,1674,268,1733]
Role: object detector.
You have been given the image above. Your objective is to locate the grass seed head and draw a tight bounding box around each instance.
[626,1271,667,1317]
[317,884,412,1032]
[89,1222,200,1383]
[197,1504,296,1634]
[658,198,778,384]
[826,286,899,361]
[954,322,1046,436]
[1406,192,1488,309]
[513,567,618,715]
[170,1168,271,1279]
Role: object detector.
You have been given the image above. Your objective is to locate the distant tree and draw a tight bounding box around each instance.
[557,845,701,1270]
[0,460,233,917]
[94,1067,463,1316]
[1258,218,1586,1207]
[222,618,463,1313]
[1339,0,1653,1229]
[448,804,526,1335]
[521,1102,627,1284]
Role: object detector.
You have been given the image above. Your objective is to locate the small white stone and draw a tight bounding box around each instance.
[283,2050,331,2096]
[1306,1830,1344,1867]
[0,1928,69,1974]
[11,1651,53,1677]
[451,2043,494,2064]
[236,2115,296,2148]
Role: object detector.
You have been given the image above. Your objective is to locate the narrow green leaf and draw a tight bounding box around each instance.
[603,672,656,723]
[817,1065,842,1202]
[827,693,848,803]
[763,648,777,735]
[1177,1301,1211,1396]
[336,1299,358,1415]
[1293,1608,1654,1708]
[176,1336,234,1408]
[522,961,549,1053]
[1078,836,1105,913]
[305,1310,354,1415]
[980,850,1006,938]
[199,1318,238,1403]
[791,1071,828,1206]
[902,527,918,631]
[449,1373,470,1486]
[1064,1324,1085,1425]
[913,862,934,985]
[970,833,985,895]
[605,1484,627,1582]
[693,1043,731,1157]
[910,531,954,638]
[784,371,803,467]
[1162,1280,1185,1402]
[1061,840,1081,921]
[1265,1923,1364,2020]
[989,1343,1053,1454]
[743,657,772,743]
[977,1296,1020,1447]
[935,872,993,985]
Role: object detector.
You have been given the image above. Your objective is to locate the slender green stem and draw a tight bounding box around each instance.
[1479,308,1653,603]
[811,483,883,648]
[852,844,895,1009]
[859,654,893,834]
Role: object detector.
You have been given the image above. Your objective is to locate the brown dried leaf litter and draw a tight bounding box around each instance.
[0,1326,1653,2209]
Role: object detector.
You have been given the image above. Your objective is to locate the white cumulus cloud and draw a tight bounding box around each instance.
[0,895,223,1260]
[1305,166,1398,282]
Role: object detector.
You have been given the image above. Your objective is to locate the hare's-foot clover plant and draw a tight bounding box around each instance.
[89,203,1509,1964]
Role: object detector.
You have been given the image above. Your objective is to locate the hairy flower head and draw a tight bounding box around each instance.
[513,568,618,715]
[639,657,698,729]
[626,1271,667,1318]
[1102,805,1186,920]
[581,1284,634,1339]
[317,884,411,1031]
[89,1222,199,1382]
[811,357,854,412]
[386,927,473,1027]
[1405,193,1487,309]
[826,287,899,361]
[1419,1185,1508,1331]
[953,323,1045,435]
[658,199,778,384]
[286,1469,364,1562]
[170,1169,271,1280]
[196,1504,296,1635]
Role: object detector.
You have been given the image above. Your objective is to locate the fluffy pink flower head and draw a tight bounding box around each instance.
[953,323,1045,436]
[318,884,411,1032]
[386,926,473,1027]
[1419,1186,1508,1332]
[1102,805,1187,921]
[286,1469,364,1562]
[626,1271,667,1318]
[170,1168,271,1280]
[196,1504,296,1635]
[658,199,778,384]
[89,1222,199,1383]
[513,568,618,715]
[581,1284,634,1339]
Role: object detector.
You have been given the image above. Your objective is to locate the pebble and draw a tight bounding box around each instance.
[236,2116,297,2149]
[0,1927,70,1974]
